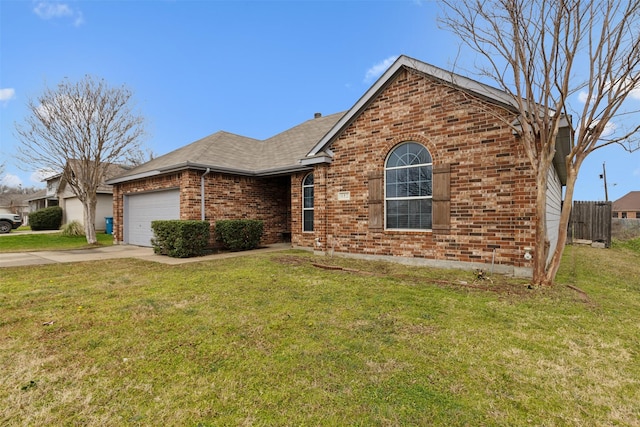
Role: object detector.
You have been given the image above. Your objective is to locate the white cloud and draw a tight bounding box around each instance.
[364,56,399,84]
[577,90,592,104]
[583,119,617,138]
[601,120,616,137]
[33,2,84,26]
[579,78,640,103]
[31,168,58,183]
[0,88,15,102]
[0,174,23,187]
[73,11,85,27]
[33,2,73,19]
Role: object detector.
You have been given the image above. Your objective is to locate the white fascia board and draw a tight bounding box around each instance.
[159,162,253,176]
[256,165,315,176]
[105,170,162,185]
[299,155,333,166]
[173,162,311,177]
[107,161,321,184]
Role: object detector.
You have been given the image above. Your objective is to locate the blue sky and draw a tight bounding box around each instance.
[1,0,638,202]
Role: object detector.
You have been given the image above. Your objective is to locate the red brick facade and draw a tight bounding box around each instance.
[290,69,538,274]
[112,171,290,246]
[113,66,539,275]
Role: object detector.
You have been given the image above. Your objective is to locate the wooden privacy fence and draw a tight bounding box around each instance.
[568,201,612,247]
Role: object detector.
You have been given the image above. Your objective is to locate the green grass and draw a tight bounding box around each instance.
[1,240,639,426]
[613,237,640,253]
[0,232,113,252]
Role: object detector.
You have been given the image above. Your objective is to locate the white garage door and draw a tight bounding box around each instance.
[125,190,180,246]
[64,198,84,225]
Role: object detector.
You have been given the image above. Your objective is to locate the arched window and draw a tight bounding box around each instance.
[302,173,314,232]
[385,142,433,229]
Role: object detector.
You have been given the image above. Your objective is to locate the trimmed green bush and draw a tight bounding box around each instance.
[30,206,63,231]
[151,220,210,258]
[215,219,264,251]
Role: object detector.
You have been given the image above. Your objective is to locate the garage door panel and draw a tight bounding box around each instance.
[65,198,84,225]
[125,190,180,246]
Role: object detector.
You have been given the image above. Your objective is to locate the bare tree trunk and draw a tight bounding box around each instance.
[532,167,551,286]
[83,194,98,244]
[543,162,580,284]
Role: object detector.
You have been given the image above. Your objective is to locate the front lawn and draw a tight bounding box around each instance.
[1,242,639,426]
[0,232,113,252]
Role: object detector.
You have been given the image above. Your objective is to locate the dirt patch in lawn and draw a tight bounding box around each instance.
[272,254,536,298]
[272,255,310,266]
[271,254,593,304]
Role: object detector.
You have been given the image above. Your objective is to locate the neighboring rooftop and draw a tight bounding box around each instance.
[613,191,640,211]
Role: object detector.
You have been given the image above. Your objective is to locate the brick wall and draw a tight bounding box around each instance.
[113,171,290,246]
[202,173,290,245]
[291,68,538,273]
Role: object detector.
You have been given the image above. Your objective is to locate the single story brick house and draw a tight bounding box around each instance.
[107,55,570,277]
[612,191,640,219]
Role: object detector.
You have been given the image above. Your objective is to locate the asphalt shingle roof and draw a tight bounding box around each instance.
[613,191,640,211]
[110,112,344,182]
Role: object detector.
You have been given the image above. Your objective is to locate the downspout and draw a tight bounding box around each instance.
[201,168,211,220]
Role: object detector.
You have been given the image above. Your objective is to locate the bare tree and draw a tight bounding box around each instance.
[439,0,640,285]
[15,75,146,244]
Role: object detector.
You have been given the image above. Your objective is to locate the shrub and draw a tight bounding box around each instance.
[30,206,63,231]
[215,219,264,251]
[60,220,85,236]
[151,220,210,258]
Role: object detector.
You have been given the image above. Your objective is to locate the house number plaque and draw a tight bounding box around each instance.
[337,191,351,201]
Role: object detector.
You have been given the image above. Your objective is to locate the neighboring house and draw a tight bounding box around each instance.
[27,188,59,212]
[612,191,640,219]
[29,161,127,230]
[107,55,570,277]
[0,193,30,224]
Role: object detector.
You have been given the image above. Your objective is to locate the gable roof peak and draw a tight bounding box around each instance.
[306,55,519,158]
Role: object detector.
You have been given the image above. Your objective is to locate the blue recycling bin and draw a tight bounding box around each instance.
[105,217,113,235]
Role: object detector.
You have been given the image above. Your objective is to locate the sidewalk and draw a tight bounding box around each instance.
[0,229,60,237]
[0,243,292,268]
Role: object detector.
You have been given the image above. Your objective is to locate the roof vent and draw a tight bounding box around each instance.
[314,112,322,119]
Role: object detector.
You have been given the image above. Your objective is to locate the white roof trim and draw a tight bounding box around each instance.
[106,170,161,185]
[299,155,333,166]
[107,162,319,183]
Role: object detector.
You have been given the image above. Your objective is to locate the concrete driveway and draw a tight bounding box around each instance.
[0,243,291,268]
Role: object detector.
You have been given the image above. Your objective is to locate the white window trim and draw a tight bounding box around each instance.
[302,173,314,233]
[384,143,433,232]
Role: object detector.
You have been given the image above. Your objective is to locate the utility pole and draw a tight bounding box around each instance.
[600,162,609,202]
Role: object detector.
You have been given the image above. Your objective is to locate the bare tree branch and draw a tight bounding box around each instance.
[15,75,147,244]
[439,0,640,285]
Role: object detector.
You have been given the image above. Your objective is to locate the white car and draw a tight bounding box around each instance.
[0,214,23,233]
